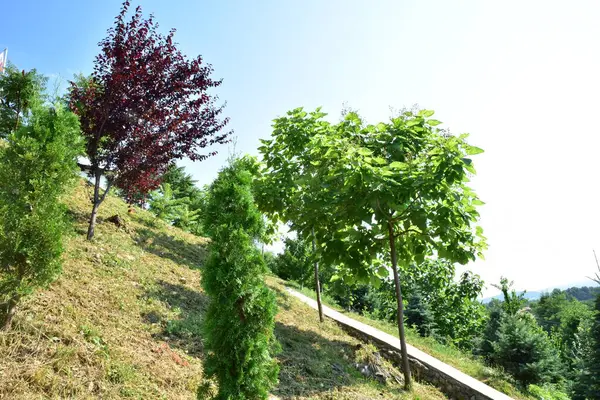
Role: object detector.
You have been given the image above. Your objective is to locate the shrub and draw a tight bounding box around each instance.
[490,313,562,386]
[0,104,83,329]
[199,156,279,399]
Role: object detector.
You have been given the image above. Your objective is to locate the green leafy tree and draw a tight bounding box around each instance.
[200,156,279,399]
[256,108,332,322]
[0,102,83,329]
[0,65,47,137]
[302,108,487,389]
[270,236,313,286]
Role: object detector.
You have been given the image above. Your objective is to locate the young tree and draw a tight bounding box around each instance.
[200,156,279,399]
[491,313,562,387]
[0,102,83,329]
[0,65,47,137]
[305,109,487,389]
[68,1,230,240]
[256,108,333,322]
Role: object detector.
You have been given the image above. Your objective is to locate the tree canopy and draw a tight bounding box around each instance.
[68,1,230,239]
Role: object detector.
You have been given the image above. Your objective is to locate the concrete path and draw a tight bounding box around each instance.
[285,287,514,400]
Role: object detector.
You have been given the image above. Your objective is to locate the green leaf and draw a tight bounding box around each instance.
[376,266,388,278]
[389,161,405,170]
[427,119,442,126]
[373,157,387,165]
[472,199,485,206]
[466,146,484,155]
[418,109,435,118]
[357,148,372,156]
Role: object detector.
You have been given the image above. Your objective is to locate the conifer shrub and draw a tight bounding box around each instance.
[490,312,562,387]
[0,104,83,329]
[199,156,279,399]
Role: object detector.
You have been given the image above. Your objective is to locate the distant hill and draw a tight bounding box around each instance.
[482,291,542,304]
[482,285,600,304]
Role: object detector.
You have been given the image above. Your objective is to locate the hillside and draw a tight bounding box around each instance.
[0,181,446,400]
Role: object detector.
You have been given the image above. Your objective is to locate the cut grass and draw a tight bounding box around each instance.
[285,282,534,400]
[0,181,446,399]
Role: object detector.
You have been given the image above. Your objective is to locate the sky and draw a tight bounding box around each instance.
[2,0,600,297]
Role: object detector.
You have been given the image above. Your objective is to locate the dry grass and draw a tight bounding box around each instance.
[0,181,446,399]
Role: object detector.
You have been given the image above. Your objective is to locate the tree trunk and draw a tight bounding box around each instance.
[0,296,20,331]
[312,226,324,323]
[87,171,102,240]
[388,222,412,390]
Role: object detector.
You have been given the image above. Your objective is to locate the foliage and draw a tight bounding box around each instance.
[269,236,313,286]
[572,294,600,399]
[269,107,487,388]
[563,286,600,302]
[405,290,435,337]
[148,164,208,236]
[528,384,570,400]
[0,102,83,329]
[493,277,528,316]
[200,156,279,399]
[68,1,230,239]
[490,312,562,387]
[0,64,47,137]
[256,108,335,323]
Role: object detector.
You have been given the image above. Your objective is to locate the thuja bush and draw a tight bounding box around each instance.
[0,104,83,329]
[199,156,279,399]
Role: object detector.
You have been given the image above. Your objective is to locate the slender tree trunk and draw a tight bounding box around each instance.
[0,295,20,331]
[312,226,324,323]
[388,222,412,390]
[86,169,114,241]
[87,170,102,240]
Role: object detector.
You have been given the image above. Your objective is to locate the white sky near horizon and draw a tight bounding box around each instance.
[3,0,600,297]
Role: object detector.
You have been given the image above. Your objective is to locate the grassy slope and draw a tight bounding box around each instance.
[0,181,445,400]
[288,285,533,400]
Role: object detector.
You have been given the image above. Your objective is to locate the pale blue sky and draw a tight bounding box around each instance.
[2,1,600,296]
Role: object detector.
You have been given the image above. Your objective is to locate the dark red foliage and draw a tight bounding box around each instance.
[69,1,230,201]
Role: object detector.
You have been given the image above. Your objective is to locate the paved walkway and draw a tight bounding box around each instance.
[286,288,514,400]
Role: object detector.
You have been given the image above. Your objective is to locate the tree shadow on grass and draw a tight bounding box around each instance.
[142,280,208,357]
[134,227,207,269]
[274,322,404,399]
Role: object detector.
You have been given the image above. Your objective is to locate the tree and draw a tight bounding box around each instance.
[0,65,47,137]
[493,277,527,316]
[256,108,333,322]
[270,236,313,285]
[68,1,230,240]
[303,108,487,389]
[572,254,600,399]
[0,101,83,329]
[200,156,279,399]
[491,313,562,387]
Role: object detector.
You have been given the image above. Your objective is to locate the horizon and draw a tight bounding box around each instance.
[2,0,600,298]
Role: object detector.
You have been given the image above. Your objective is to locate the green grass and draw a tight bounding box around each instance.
[285,281,534,400]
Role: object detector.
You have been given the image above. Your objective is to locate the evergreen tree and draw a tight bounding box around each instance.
[199,156,279,399]
[0,102,83,329]
[491,313,562,387]
[0,65,47,137]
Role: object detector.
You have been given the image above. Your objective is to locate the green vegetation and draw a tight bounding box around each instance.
[0,182,446,399]
[259,107,487,390]
[0,66,83,329]
[200,156,279,399]
[2,2,597,399]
